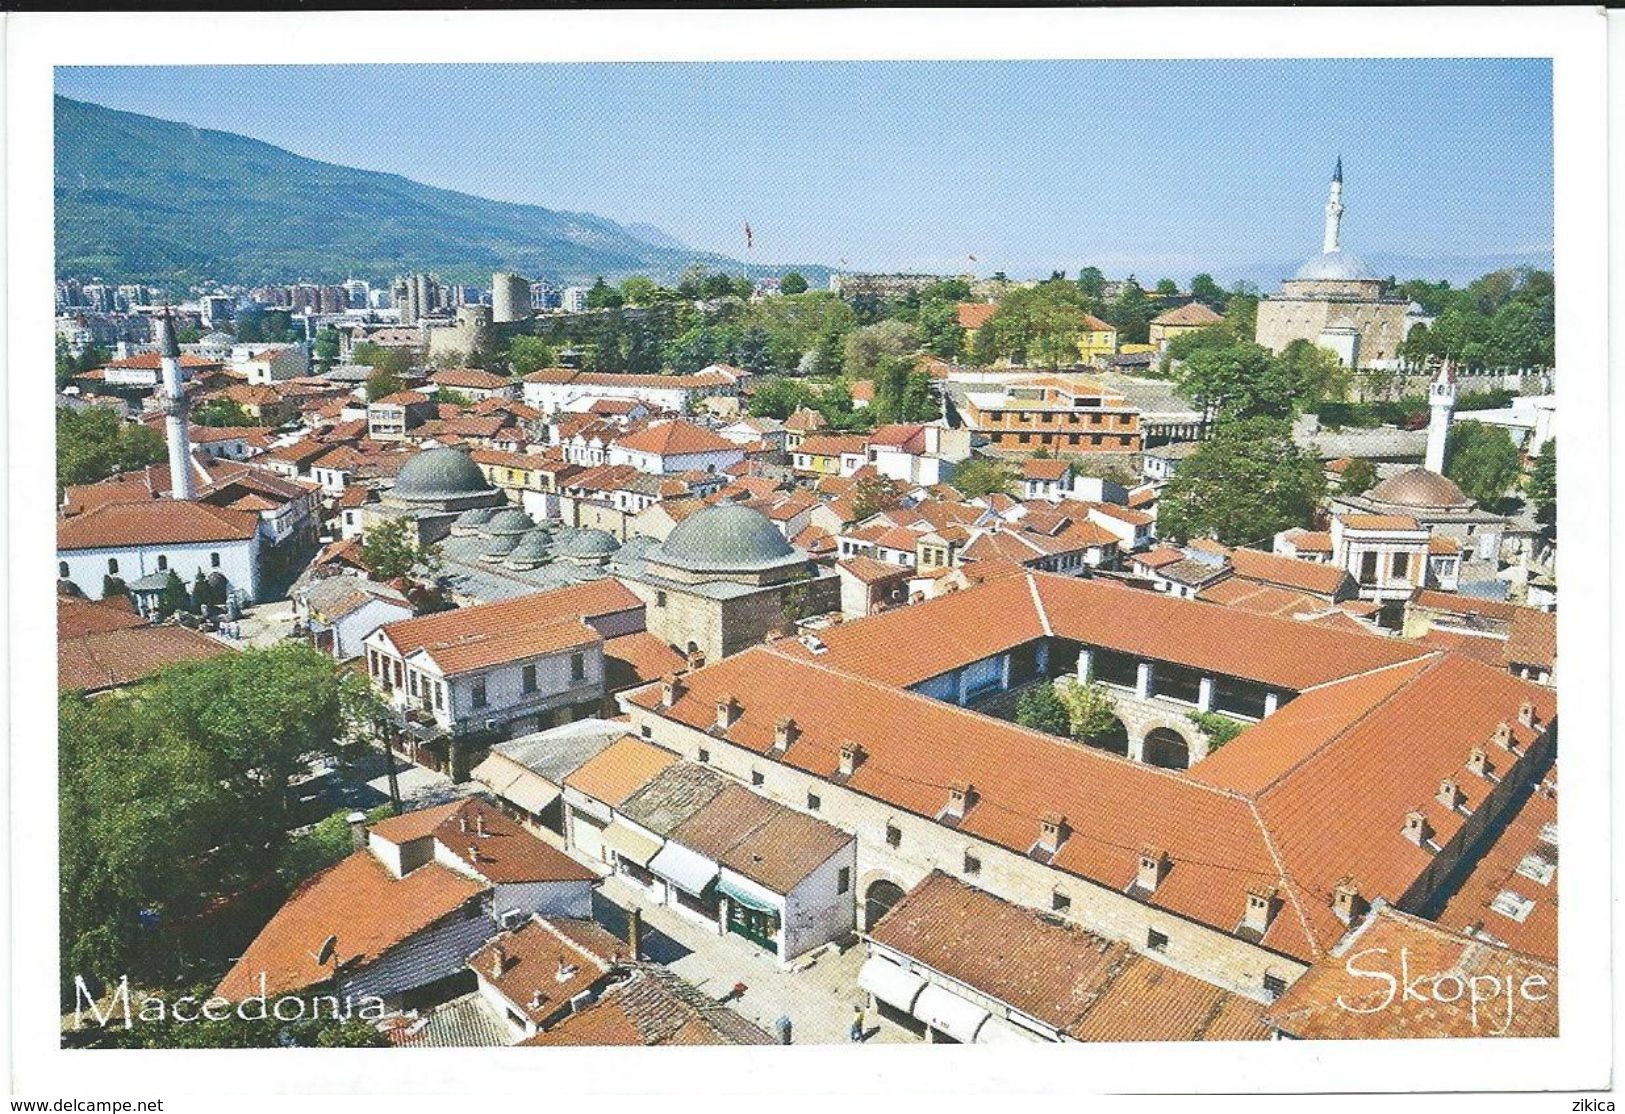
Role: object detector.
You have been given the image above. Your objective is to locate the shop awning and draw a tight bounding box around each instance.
[599,821,662,868]
[858,956,927,1013]
[716,874,780,913]
[914,984,990,1044]
[975,1014,1043,1045]
[472,757,560,816]
[648,841,719,895]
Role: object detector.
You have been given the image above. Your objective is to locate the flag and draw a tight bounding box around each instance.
[744,222,753,250]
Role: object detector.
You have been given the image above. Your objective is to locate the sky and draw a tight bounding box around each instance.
[56,60,1553,283]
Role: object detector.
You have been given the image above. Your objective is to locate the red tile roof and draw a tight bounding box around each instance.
[796,434,870,458]
[432,368,511,391]
[612,420,737,457]
[377,581,642,660]
[57,500,259,550]
[1434,771,1557,961]
[956,303,998,330]
[1227,547,1354,598]
[58,623,234,692]
[430,798,599,885]
[1151,302,1225,328]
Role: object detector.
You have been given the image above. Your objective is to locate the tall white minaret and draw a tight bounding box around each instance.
[1322,156,1345,254]
[1425,359,1457,474]
[156,312,197,500]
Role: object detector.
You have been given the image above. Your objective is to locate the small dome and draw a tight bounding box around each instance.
[1293,249,1375,282]
[650,504,797,572]
[504,528,556,569]
[484,508,535,537]
[455,506,498,528]
[392,446,495,503]
[556,528,619,560]
[1369,467,1473,509]
[479,533,521,561]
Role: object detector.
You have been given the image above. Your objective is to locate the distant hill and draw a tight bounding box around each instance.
[54,96,828,291]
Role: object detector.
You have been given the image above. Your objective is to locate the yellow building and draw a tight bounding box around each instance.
[1076,313,1119,365]
[1149,302,1226,349]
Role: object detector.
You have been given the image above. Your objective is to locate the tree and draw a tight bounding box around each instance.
[850,473,908,521]
[1057,678,1119,744]
[1190,273,1225,306]
[1154,278,1179,298]
[351,341,412,378]
[56,335,79,390]
[157,570,191,619]
[56,405,166,490]
[950,458,1018,499]
[586,277,624,309]
[192,398,255,428]
[918,299,966,360]
[1277,339,1351,408]
[1076,267,1106,303]
[1526,438,1556,530]
[1188,711,1247,750]
[619,275,660,307]
[507,335,556,376]
[844,320,920,381]
[1105,281,1153,345]
[1224,288,1260,338]
[359,516,441,581]
[982,284,1087,365]
[1015,683,1071,737]
[364,366,405,403]
[1338,458,1379,496]
[436,388,474,408]
[1173,339,1295,422]
[312,326,341,372]
[1445,421,1521,507]
[1158,417,1326,545]
[747,377,815,420]
[780,272,809,296]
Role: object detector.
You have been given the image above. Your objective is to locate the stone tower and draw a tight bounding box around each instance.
[156,312,196,500]
[1323,156,1344,255]
[1426,359,1457,474]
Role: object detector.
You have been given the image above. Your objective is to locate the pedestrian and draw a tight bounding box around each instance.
[850,1004,865,1042]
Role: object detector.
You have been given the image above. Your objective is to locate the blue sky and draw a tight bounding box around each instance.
[57,60,1552,283]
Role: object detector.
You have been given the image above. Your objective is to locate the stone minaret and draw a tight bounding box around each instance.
[156,313,197,500]
[1425,359,1457,474]
[1322,156,1345,254]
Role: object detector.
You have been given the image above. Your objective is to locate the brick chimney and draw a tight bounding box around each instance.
[1402,810,1433,847]
[660,675,685,708]
[714,694,741,731]
[474,811,488,837]
[1136,847,1171,893]
[773,716,798,753]
[839,740,866,777]
[1518,700,1537,729]
[626,906,643,961]
[1437,777,1465,811]
[1331,878,1365,925]
[1492,721,1514,750]
[1242,885,1278,935]
[944,781,975,820]
[687,648,707,670]
[1037,812,1070,856]
[489,943,507,979]
[1466,746,1492,779]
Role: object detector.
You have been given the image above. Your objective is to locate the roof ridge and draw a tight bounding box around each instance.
[531,914,615,972]
[1242,797,1324,961]
[1026,572,1053,637]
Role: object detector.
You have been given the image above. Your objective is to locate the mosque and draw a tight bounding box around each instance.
[1254,159,1425,369]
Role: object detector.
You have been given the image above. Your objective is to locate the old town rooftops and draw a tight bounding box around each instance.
[374,580,641,659]
[57,499,259,550]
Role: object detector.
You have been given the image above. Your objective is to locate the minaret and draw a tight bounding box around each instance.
[1425,359,1457,474]
[1322,156,1345,254]
[156,312,197,500]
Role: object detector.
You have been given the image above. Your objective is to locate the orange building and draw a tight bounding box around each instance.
[957,375,1141,454]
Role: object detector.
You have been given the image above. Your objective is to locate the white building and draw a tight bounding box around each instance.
[606,420,746,475]
[232,343,309,384]
[297,576,414,660]
[57,500,263,604]
[522,368,743,417]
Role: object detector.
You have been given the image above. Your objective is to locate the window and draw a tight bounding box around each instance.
[107,558,119,575]
[570,652,586,682]
[640,724,652,738]
[59,561,69,579]
[1147,928,1169,952]
[1360,551,1379,584]
[521,663,538,694]
[751,770,764,787]
[698,747,710,764]
[837,867,850,895]
[963,851,982,876]
[409,672,420,697]
[1263,974,1288,1001]
[472,678,488,709]
[1516,854,1555,886]
[885,823,902,849]
[1052,890,1071,914]
[807,792,821,812]
[157,555,168,571]
[1391,552,1410,580]
[435,683,445,710]
[1491,891,1536,922]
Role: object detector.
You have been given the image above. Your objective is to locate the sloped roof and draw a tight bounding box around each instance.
[59,623,234,692]
[377,580,641,658]
[1151,302,1225,328]
[613,420,738,457]
[57,500,258,550]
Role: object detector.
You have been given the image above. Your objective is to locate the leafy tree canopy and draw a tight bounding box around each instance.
[1445,420,1522,507]
[1158,416,1326,545]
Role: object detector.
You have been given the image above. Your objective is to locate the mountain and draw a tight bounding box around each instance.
[622,222,689,251]
[54,96,828,290]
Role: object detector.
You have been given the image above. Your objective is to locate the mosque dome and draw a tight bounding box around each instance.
[555,528,620,561]
[391,446,495,503]
[650,504,797,572]
[484,508,536,537]
[1293,249,1375,282]
[504,527,556,570]
[454,506,499,528]
[1368,467,1473,509]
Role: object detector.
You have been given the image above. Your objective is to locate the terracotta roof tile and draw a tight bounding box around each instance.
[378,581,642,660]
[58,624,234,692]
[563,735,680,809]
[57,500,259,550]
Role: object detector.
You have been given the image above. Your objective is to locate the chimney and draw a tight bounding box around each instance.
[1492,721,1514,750]
[660,675,685,708]
[346,810,369,851]
[626,906,643,961]
[155,312,196,501]
[1518,700,1537,729]
[1242,885,1278,935]
[773,717,798,753]
[467,844,480,864]
[1437,778,1465,811]
[687,649,707,670]
[1136,847,1171,893]
[1331,878,1365,925]
[555,959,578,983]
[458,815,469,834]
[1402,810,1433,847]
[529,990,544,1009]
[489,944,507,979]
[1036,812,1069,856]
[1466,746,1492,779]
[714,695,741,731]
[475,811,488,837]
[839,741,865,777]
[944,781,975,820]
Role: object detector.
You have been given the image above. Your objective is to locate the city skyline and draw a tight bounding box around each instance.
[57,59,1552,284]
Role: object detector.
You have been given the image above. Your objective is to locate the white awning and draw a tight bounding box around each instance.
[914,984,990,1044]
[600,821,662,868]
[975,1014,1044,1045]
[648,840,719,895]
[858,956,927,1013]
[473,756,561,816]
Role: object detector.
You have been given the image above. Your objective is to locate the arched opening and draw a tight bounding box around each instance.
[1083,716,1131,757]
[1143,727,1192,770]
[863,879,907,930]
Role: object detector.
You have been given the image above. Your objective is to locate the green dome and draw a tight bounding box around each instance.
[504,528,556,569]
[455,506,499,528]
[556,528,619,559]
[392,446,495,503]
[652,504,797,571]
[484,508,536,536]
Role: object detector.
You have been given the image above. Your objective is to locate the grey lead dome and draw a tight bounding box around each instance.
[391,446,495,502]
[652,503,797,571]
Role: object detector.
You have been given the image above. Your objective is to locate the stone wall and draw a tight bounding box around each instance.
[1255,297,1410,364]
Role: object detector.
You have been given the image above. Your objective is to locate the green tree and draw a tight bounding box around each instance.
[950,458,1019,499]
[1526,438,1556,530]
[1188,711,1247,750]
[1105,281,1153,345]
[983,284,1087,365]
[435,388,474,408]
[1158,417,1326,545]
[351,341,412,378]
[1015,683,1071,737]
[1154,278,1180,298]
[586,277,624,309]
[507,334,556,376]
[364,366,405,403]
[844,320,920,381]
[1173,340,1295,422]
[850,473,908,521]
[1190,273,1225,306]
[1224,288,1260,338]
[312,326,341,372]
[619,275,660,306]
[1076,267,1106,303]
[157,570,191,619]
[56,335,79,390]
[192,398,255,428]
[101,574,128,600]
[56,405,167,490]
[918,299,966,360]
[359,516,441,581]
[780,272,809,296]
[1277,339,1351,408]
[747,377,815,419]
[1445,421,1521,507]
[1338,457,1379,496]
[1057,678,1119,744]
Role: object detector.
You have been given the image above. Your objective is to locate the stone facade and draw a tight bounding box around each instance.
[1255,294,1411,366]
